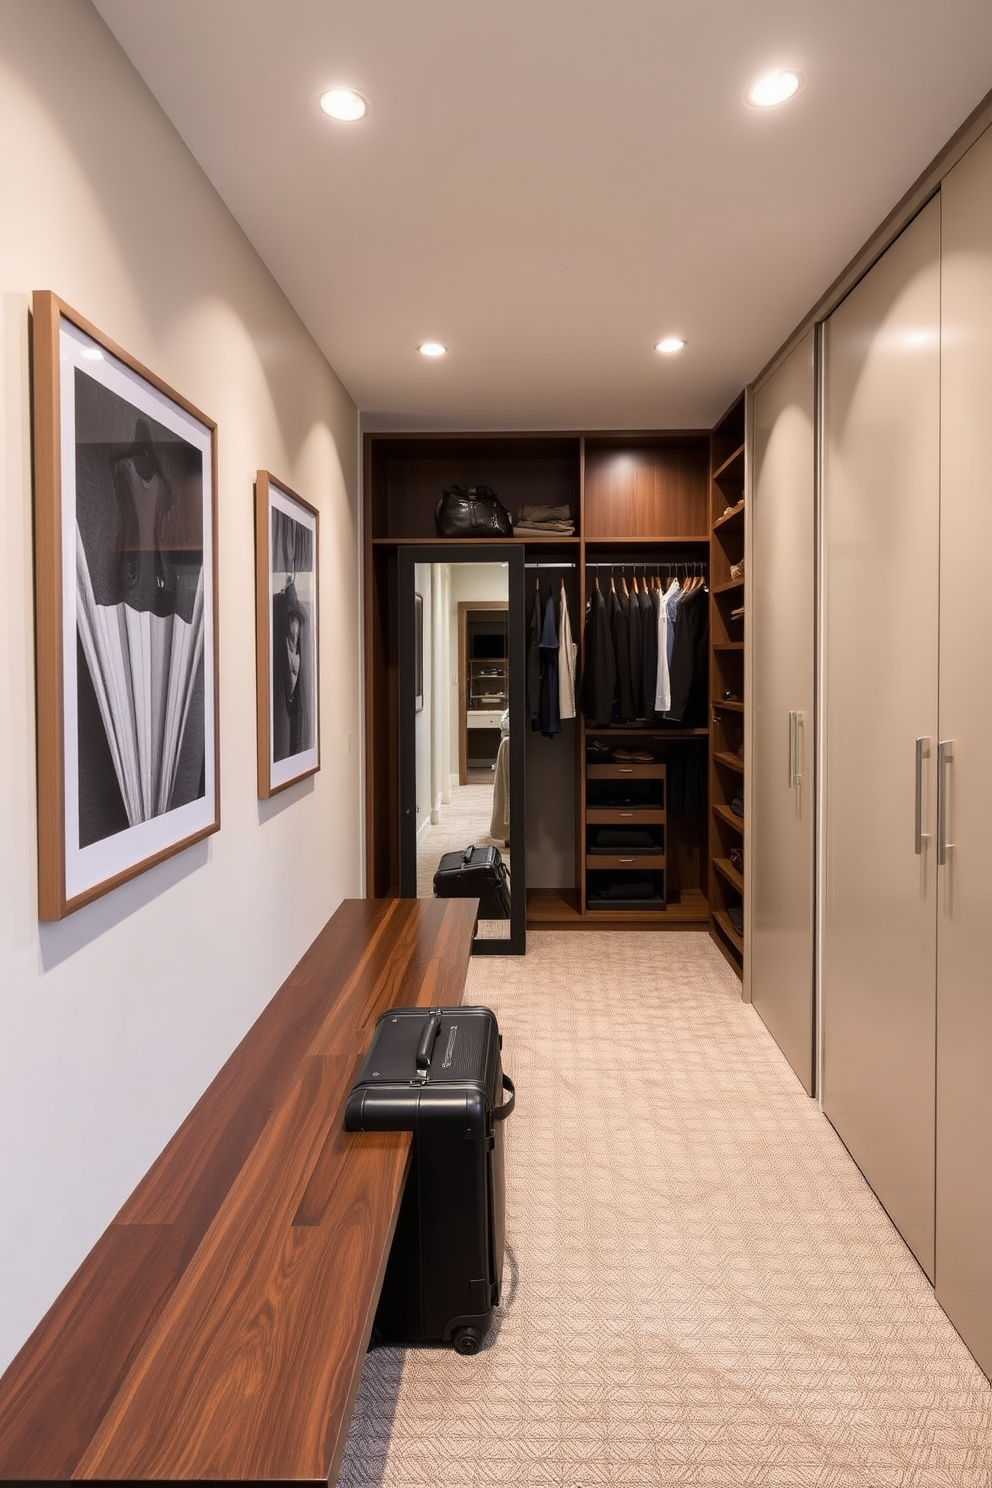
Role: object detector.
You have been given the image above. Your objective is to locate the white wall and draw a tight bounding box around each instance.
[0,0,361,1371]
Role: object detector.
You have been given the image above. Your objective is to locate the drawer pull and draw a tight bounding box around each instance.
[618,856,635,863]
[619,811,633,818]
[618,765,634,774]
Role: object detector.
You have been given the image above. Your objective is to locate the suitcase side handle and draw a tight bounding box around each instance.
[493,1073,515,1121]
[416,1010,443,1070]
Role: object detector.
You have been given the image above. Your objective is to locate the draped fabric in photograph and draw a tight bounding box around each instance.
[73,373,207,849]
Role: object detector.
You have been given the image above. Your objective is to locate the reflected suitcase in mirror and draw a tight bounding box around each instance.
[433,844,510,919]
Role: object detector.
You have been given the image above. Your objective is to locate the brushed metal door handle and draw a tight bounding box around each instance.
[788,711,796,789]
[915,736,930,855]
[937,739,953,866]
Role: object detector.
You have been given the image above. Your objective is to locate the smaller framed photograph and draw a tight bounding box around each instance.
[255,472,320,797]
[414,591,424,713]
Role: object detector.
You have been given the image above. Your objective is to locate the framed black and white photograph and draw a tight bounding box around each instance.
[414,591,424,713]
[255,472,319,797]
[31,292,219,922]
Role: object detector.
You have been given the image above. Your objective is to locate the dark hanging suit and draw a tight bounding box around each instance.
[581,584,616,726]
[610,584,634,723]
[640,584,658,721]
[628,584,643,718]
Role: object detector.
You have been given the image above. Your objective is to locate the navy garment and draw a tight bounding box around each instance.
[527,586,542,724]
[536,585,561,737]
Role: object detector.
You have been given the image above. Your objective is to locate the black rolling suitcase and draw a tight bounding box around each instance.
[345,1004,515,1354]
[432,844,511,919]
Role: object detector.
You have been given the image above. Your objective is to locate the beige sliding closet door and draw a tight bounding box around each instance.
[936,126,992,1379]
[821,198,940,1280]
[750,331,815,1094]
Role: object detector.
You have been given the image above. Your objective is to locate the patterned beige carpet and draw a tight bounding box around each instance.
[336,931,992,1487]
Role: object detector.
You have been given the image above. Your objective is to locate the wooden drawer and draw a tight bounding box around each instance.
[587,762,666,781]
[585,852,666,870]
[586,806,666,825]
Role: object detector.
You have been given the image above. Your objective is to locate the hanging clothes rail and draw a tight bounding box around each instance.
[585,561,707,571]
[525,561,577,569]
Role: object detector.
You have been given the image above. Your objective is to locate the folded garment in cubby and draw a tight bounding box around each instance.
[587,826,661,851]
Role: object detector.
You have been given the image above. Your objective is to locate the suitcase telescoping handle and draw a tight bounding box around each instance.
[493,1073,515,1121]
[416,1010,443,1070]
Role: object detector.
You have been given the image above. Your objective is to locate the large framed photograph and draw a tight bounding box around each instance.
[255,472,319,797]
[31,292,219,922]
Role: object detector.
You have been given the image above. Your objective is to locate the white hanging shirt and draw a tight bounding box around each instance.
[654,579,678,712]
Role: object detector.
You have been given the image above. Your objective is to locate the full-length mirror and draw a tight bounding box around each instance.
[398,545,526,953]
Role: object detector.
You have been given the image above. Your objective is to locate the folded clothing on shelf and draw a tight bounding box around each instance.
[729,559,745,580]
[730,790,744,818]
[588,876,659,902]
[513,501,575,536]
[587,826,662,852]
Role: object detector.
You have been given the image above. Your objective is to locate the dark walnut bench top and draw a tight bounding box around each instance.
[0,896,478,1482]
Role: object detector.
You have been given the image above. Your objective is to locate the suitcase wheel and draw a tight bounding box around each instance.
[452,1326,482,1356]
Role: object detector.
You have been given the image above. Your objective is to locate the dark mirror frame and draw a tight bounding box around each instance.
[398,545,526,955]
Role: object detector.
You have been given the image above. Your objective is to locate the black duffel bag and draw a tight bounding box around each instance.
[435,483,513,538]
[433,844,511,919]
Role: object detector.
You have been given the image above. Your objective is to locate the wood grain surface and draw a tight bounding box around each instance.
[0,897,477,1481]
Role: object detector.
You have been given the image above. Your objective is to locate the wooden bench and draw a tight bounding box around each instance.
[0,896,478,1481]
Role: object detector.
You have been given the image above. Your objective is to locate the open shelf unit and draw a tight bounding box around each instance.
[708,393,747,976]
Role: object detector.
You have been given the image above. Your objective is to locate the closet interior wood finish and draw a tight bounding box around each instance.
[364,431,730,940]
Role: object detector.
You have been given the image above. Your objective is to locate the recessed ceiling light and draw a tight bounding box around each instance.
[417,342,447,358]
[745,69,805,108]
[654,337,686,355]
[319,87,369,122]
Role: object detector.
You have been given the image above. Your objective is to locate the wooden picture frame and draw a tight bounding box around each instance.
[255,471,320,797]
[31,291,220,922]
[414,591,424,712]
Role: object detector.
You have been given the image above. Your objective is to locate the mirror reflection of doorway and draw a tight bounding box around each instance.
[460,602,508,785]
[398,547,525,954]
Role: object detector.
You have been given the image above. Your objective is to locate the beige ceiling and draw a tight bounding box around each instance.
[91,0,992,432]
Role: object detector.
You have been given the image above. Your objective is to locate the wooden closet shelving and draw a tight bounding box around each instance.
[708,393,747,977]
